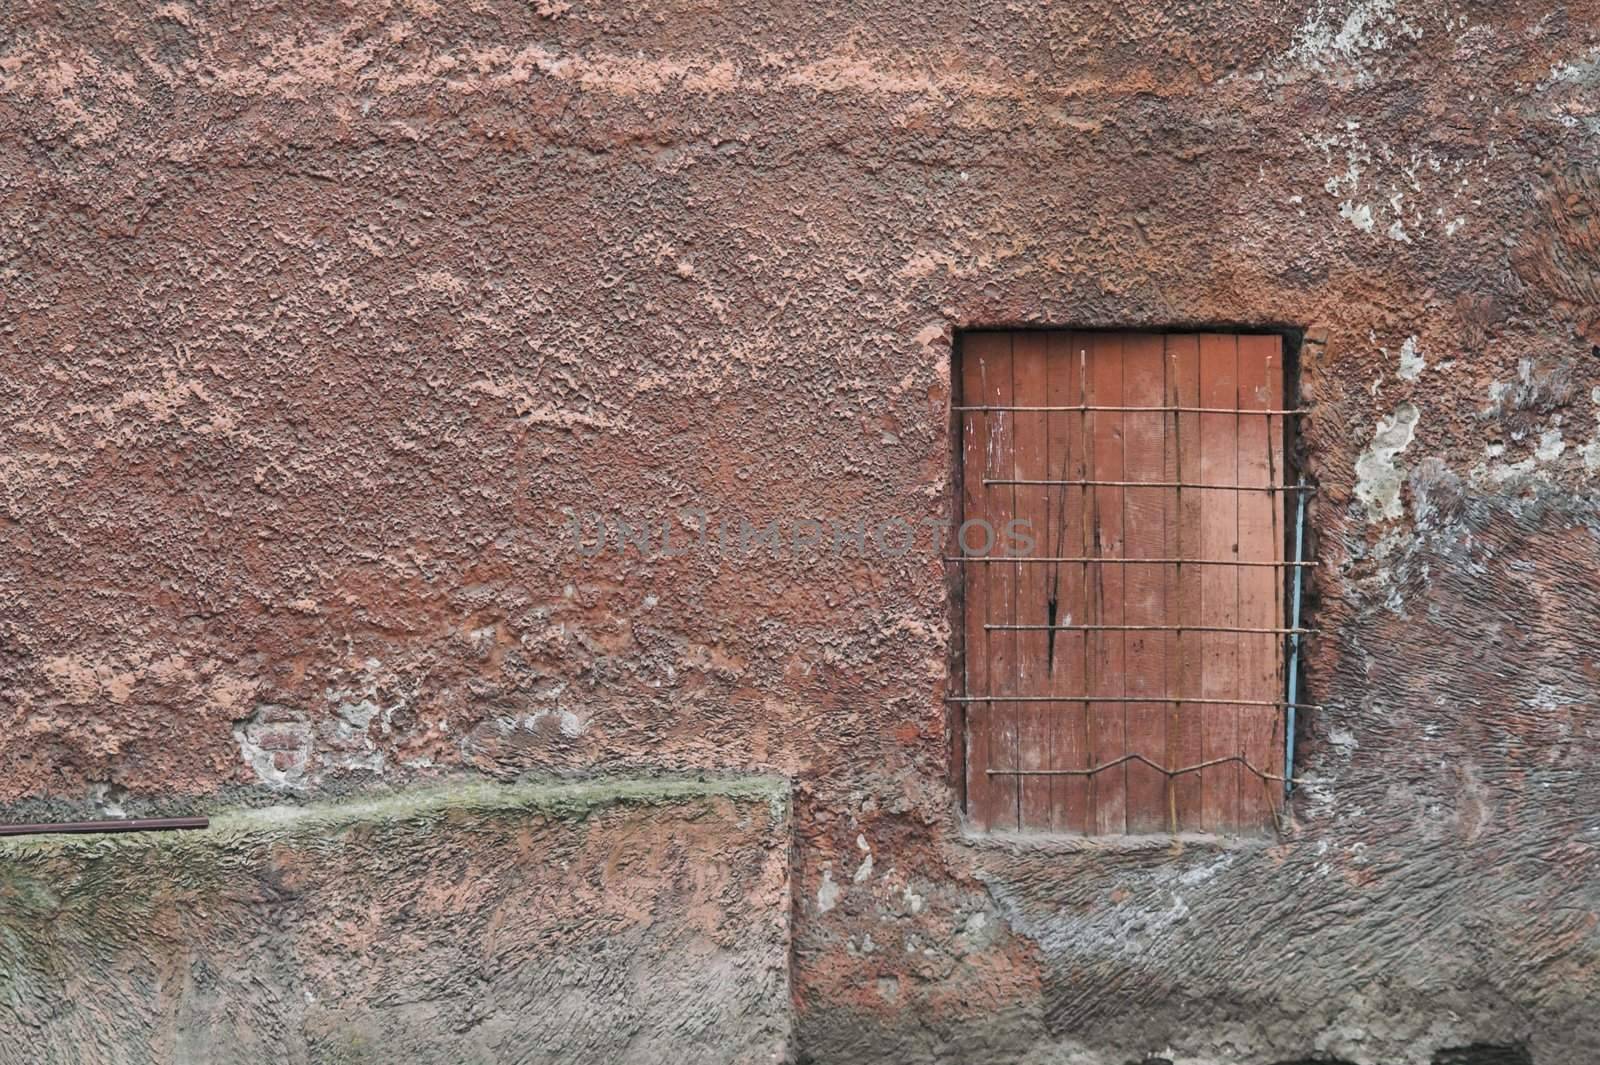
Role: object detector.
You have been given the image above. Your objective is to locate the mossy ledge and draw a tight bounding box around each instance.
[0,774,791,861]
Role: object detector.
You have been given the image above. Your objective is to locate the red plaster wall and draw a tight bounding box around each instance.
[3,1,1599,1061]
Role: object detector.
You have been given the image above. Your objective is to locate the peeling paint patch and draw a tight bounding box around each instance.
[1354,403,1419,522]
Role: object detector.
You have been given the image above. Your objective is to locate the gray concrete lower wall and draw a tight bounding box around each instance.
[0,777,793,1065]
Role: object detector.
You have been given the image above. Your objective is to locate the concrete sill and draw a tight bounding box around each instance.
[956,827,1280,855]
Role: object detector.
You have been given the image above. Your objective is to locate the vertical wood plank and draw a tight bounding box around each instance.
[1236,334,1283,829]
[1198,333,1240,830]
[1166,335,1204,832]
[960,333,998,830]
[1047,332,1090,833]
[981,332,1019,830]
[1122,332,1167,831]
[1011,333,1051,831]
[1088,333,1127,834]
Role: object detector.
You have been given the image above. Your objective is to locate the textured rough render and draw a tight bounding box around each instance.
[0,777,792,1064]
[1,0,1599,1063]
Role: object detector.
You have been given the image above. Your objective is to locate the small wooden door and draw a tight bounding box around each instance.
[957,331,1293,835]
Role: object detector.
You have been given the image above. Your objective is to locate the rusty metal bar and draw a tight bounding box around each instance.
[945,695,1321,708]
[985,752,1294,783]
[986,623,1313,635]
[0,817,209,838]
[957,405,1307,415]
[985,479,1314,491]
[945,556,1317,567]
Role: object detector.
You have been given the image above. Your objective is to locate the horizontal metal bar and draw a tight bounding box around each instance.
[956,405,1307,415]
[945,557,1317,567]
[984,752,1292,783]
[946,695,1321,708]
[986,624,1314,634]
[984,479,1313,491]
[0,816,210,838]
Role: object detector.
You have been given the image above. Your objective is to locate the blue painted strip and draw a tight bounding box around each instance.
[1284,475,1308,795]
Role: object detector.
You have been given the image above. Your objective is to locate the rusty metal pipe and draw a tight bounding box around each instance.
[0,817,208,838]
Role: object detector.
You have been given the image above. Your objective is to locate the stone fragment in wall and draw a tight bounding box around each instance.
[233,704,312,789]
[317,697,385,775]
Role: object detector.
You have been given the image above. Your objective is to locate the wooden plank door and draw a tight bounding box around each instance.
[958,330,1289,835]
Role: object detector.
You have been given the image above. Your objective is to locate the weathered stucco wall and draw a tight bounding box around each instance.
[2,1,1598,1062]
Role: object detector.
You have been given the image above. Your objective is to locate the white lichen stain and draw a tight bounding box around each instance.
[1397,336,1424,381]
[1536,425,1566,462]
[901,883,925,915]
[1467,365,1600,482]
[1353,403,1419,522]
[1354,527,1417,616]
[1328,727,1359,752]
[1582,387,1600,474]
[1340,200,1375,232]
[852,833,875,883]
[816,867,841,913]
[1545,45,1600,87]
[1306,126,1470,243]
[1176,853,1238,887]
[1284,0,1422,84]
[1474,450,1537,485]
